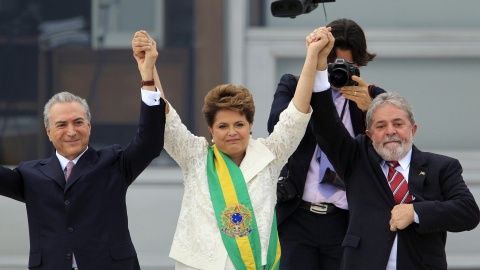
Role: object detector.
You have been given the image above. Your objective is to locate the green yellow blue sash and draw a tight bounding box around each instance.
[207,145,280,270]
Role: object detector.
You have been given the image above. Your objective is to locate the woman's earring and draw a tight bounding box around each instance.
[211,139,215,143]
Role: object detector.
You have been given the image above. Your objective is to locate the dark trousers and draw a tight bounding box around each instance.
[278,206,348,270]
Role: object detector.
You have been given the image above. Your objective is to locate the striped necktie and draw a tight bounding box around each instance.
[387,161,413,204]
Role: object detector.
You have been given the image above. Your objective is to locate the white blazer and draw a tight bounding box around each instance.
[164,101,311,270]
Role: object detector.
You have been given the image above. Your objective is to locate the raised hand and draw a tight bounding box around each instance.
[306,27,335,71]
[132,30,158,82]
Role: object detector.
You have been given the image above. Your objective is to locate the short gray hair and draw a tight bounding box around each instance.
[366,92,415,130]
[43,92,91,129]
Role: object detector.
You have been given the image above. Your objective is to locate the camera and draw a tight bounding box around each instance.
[277,175,297,203]
[327,58,360,88]
[271,0,335,18]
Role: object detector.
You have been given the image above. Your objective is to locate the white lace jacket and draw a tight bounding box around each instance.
[165,101,311,270]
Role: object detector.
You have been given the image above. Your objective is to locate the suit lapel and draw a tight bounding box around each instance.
[239,139,275,184]
[407,145,427,200]
[39,155,67,189]
[65,147,98,191]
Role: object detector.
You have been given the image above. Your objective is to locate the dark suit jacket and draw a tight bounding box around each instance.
[267,73,386,224]
[0,100,166,269]
[310,90,480,270]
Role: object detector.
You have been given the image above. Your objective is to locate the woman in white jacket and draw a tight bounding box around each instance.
[132,28,334,270]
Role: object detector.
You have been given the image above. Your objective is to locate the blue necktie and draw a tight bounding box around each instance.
[316,148,338,198]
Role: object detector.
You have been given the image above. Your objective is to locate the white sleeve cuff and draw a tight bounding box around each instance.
[414,211,419,223]
[141,87,162,106]
[313,69,331,93]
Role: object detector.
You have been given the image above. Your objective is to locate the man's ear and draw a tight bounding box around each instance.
[45,126,52,142]
[366,129,372,140]
[411,124,418,138]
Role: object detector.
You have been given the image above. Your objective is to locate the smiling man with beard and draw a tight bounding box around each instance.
[366,96,417,162]
[309,90,479,270]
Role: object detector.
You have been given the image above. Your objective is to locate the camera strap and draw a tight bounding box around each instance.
[339,99,348,121]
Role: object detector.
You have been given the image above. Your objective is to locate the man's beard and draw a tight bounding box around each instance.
[372,133,413,162]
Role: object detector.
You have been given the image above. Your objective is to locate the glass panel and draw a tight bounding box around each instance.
[0,0,193,166]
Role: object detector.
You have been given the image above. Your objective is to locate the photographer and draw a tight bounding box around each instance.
[267,18,386,269]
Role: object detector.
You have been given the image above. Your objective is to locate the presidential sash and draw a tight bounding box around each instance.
[207,145,281,270]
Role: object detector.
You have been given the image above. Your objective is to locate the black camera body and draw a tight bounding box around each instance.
[277,175,297,203]
[271,0,335,18]
[327,58,360,88]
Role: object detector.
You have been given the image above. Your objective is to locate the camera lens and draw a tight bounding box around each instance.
[329,68,348,88]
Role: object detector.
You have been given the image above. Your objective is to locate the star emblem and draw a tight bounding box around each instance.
[223,204,250,230]
[220,203,254,238]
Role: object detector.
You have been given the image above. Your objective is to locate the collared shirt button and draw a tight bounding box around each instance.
[67,227,74,233]
[66,253,72,260]
[64,200,70,206]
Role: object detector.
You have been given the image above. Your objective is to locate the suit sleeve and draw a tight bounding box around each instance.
[413,157,480,233]
[267,74,298,134]
[120,99,166,185]
[0,165,25,202]
[310,91,359,182]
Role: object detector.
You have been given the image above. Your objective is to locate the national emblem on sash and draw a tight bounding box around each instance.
[220,203,253,238]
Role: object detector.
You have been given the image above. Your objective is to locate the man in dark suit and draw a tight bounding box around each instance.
[0,32,165,269]
[268,19,385,269]
[310,87,480,269]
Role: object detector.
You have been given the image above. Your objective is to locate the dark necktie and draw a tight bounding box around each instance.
[387,161,413,204]
[65,161,75,181]
[316,149,338,198]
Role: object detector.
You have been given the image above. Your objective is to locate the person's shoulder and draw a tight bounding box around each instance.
[22,157,50,167]
[413,147,461,167]
[279,73,299,84]
[357,133,371,145]
[97,144,122,154]
[368,85,387,97]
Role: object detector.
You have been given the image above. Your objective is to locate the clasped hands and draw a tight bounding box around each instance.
[306,26,372,111]
[132,30,158,83]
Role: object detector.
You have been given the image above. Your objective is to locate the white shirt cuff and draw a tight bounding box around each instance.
[313,69,331,93]
[141,87,162,106]
[414,211,419,223]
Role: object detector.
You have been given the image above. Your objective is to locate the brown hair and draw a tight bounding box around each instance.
[202,84,255,127]
[327,18,376,67]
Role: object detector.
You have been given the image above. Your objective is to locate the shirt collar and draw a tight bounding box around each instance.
[56,147,88,171]
[380,148,413,170]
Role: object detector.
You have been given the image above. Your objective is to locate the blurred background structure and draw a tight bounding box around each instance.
[0,0,479,269]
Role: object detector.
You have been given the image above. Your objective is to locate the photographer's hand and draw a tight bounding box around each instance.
[340,76,372,111]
